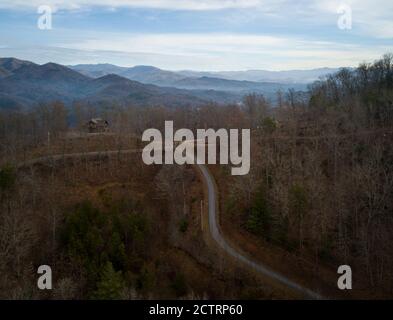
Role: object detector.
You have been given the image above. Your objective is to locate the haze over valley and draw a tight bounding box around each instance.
[0,57,343,110]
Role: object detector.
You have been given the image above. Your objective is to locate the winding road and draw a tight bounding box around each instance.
[16,149,323,299]
[197,163,323,299]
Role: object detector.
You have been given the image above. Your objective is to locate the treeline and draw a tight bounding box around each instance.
[225,54,393,296]
[308,53,393,128]
[0,100,248,164]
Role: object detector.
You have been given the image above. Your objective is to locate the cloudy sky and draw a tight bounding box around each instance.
[0,0,392,70]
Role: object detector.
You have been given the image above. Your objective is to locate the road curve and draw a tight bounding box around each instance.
[15,149,323,299]
[197,163,323,300]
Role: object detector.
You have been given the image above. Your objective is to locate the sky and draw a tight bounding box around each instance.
[0,0,392,71]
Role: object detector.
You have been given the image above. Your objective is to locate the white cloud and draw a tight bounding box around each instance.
[62,33,287,55]
[55,32,391,70]
[0,0,263,11]
[1,0,391,39]
[0,0,391,69]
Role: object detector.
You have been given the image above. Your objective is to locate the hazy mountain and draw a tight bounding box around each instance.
[71,63,128,78]
[177,68,342,84]
[0,58,336,110]
[0,57,36,78]
[0,57,35,72]
[0,67,9,78]
[0,62,90,107]
[70,63,339,97]
[70,64,185,86]
[80,73,211,107]
[120,65,185,85]
[172,76,306,94]
[0,59,240,109]
[70,64,309,97]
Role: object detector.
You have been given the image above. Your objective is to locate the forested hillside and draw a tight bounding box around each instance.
[0,54,392,299]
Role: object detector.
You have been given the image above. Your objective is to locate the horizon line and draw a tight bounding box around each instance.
[1,56,352,73]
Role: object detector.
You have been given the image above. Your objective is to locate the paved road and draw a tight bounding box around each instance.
[17,149,323,299]
[197,163,323,299]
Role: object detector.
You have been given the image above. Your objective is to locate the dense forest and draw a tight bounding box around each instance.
[224,53,393,296]
[0,54,392,298]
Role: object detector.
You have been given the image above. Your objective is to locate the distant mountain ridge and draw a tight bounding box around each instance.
[0,58,240,110]
[0,57,35,74]
[71,64,186,85]
[70,63,324,96]
[176,68,342,84]
[70,63,341,85]
[70,63,128,78]
[0,57,342,110]
[170,76,305,94]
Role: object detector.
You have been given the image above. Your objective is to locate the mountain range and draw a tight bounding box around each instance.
[70,63,341,94]
[0,57,341,110]
[176,68,341,84]
[0,58,240,110]
[71,63,340,85]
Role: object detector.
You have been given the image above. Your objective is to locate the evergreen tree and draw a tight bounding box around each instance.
[93,262,125,300]
[247,186,273,241]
